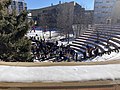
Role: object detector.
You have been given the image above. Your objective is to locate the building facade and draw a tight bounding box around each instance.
[94,0,120,24]
[29,1,85,34]
[9,0,27,14]
[30,4,58,30]
[111,0,120,24]
[85,10,94,26]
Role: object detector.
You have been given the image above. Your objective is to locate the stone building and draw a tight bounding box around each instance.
[94,0,120,24]
[29,1,85,35]
[30,4,58,30]
[111,0,120,24]
[85,10,94,26]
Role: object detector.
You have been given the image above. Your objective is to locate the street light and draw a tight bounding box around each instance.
[95,26,100,44]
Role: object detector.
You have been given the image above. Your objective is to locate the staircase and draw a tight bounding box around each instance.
[70,24,120,59]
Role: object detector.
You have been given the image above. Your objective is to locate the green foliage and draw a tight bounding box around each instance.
[0,0,32,62]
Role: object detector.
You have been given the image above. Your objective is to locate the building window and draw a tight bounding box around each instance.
[13,1,16,5]
[98,17,102,19]
[18,2,23,6]
[117,19,120,23]
[106,19,111,24]
[109,6,113,8]
[95,1,103,4]
[106,1,110,3]
[102,6,106,8]
[43,10,48,13]
[102,11,109,14]
[95,6,99,8]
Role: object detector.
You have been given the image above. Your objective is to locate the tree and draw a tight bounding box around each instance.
[38,7,57,39]
[73,7,84,38]
[0,0,32,62]
[57,2,73,44]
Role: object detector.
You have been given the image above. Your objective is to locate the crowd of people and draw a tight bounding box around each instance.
[28,31,120,62]
[29,36,107,62]
[29,36,76,62]
[29,35,120,62]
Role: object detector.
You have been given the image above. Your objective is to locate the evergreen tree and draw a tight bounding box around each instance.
[0,0,32,62]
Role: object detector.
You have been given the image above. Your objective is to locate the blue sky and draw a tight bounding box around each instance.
[25,0,94,10]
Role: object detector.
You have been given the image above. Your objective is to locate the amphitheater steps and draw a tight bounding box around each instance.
[70,24,120,56]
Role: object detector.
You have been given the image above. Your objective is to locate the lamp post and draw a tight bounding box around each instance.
[95,27,100,44]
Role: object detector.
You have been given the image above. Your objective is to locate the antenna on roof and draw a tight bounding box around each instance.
[51,3,53,6]
[59,1,61,4]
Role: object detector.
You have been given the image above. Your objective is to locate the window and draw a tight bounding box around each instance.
[43,10,48,13]
[98,17,102,19]
[102,11,109,14]
[109,6,113,8]
[106,1,110,3]
[102,6,106,8]
[95,6,99,8]
[18,2,23,6]
[95,1,103,4]
[117,19,120,23]
[13,1,16,5]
